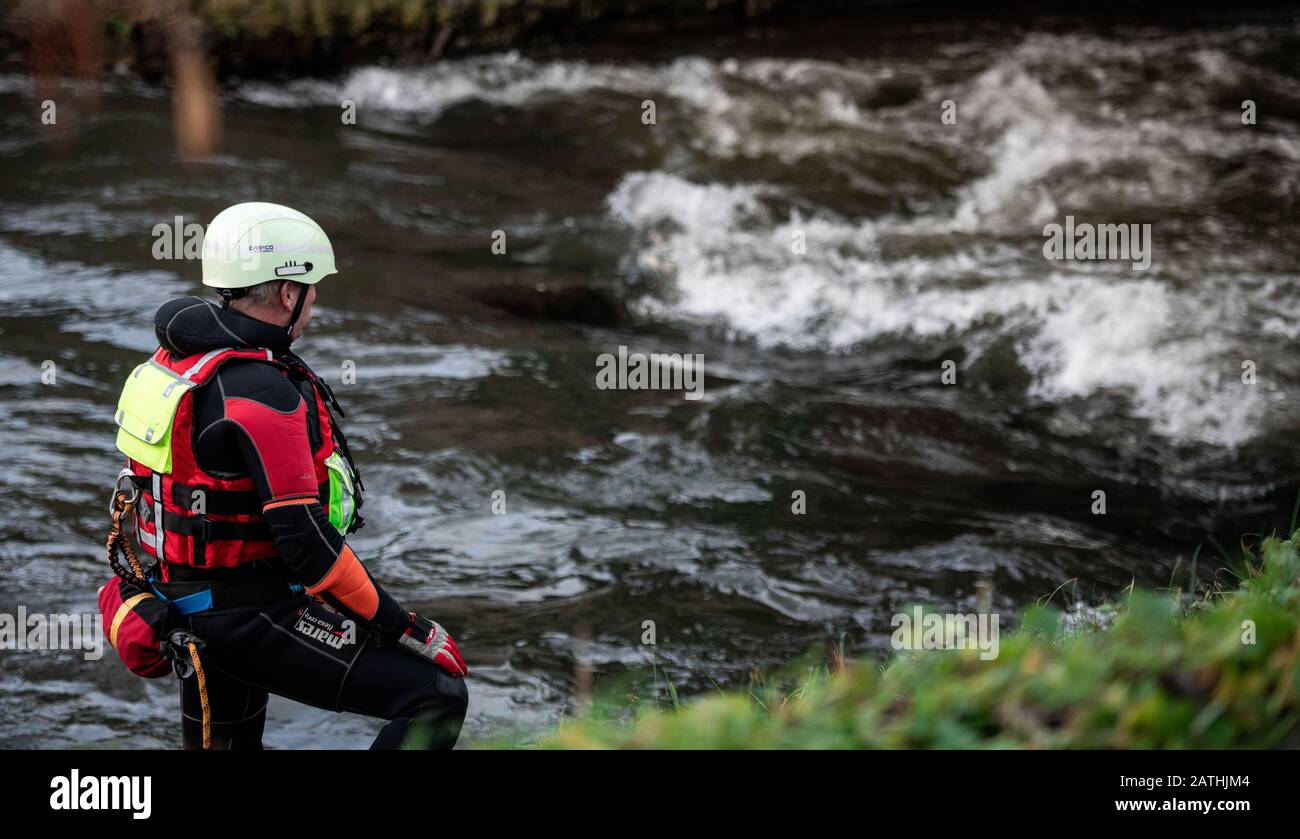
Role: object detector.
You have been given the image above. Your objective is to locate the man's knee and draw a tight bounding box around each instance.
[432,669,469,721]
[377,670,468,750]
[396,668,468,720]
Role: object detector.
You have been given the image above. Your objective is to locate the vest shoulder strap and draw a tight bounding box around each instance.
[154,346,279,386]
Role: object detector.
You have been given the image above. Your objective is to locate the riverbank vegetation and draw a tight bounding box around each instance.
[544,532,1300,748]
[1,0,795,80]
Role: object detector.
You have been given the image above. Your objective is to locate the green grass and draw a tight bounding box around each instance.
[541,532,1300,748]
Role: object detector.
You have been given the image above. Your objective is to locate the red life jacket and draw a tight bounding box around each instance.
[122,346,357,571]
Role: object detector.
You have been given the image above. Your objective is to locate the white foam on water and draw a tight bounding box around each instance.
[241,52,676,115]
[235,36,1297,447]
[606,171,1271,446]
[303,340,509,383]
[237,52,894,161]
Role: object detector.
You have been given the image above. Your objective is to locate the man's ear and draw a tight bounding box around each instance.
[279,280,295,310]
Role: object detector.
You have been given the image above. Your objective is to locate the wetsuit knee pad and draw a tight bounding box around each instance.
[438,669,470,719]
[402,669,469,722]
[373,672,468,750]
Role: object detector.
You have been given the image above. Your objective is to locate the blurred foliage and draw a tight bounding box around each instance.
[1,0,794,79]
[544,533,1300,748]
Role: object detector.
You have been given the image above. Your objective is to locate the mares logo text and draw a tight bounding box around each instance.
[294,610,356,649]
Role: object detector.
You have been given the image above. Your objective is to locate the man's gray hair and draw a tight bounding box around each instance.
[238,280,285,306]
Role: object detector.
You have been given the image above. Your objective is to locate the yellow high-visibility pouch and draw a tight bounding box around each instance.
[113,362,194,474]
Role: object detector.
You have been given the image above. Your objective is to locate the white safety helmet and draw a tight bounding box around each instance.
[201,202,337,292]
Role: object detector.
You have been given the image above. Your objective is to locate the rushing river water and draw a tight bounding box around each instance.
[1,9,1299,747]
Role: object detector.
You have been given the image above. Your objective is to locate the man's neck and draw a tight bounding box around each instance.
[231,303,288,329]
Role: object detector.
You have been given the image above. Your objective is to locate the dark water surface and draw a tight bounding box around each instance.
[1,10,1299,746]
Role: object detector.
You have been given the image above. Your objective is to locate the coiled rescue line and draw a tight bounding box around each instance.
[107,478,212,750]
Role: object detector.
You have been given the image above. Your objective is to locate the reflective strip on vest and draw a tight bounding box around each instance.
[181,347,272,380]
[152,472,165,564]
[180,348,226,379]
[136,522,158,551]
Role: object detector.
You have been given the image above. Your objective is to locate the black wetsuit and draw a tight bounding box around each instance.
[150,297,467,749]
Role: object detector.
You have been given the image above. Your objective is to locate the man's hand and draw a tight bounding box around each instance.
[397,613,468,677]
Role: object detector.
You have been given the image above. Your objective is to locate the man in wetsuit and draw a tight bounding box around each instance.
[111,202,467,749]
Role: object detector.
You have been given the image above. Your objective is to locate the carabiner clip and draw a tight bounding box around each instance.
[109,468,140,516]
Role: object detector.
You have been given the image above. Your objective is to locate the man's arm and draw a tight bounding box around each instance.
[215,364,466,676]
[221,379,407,633]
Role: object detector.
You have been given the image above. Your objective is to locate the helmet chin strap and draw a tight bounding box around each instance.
[285,281,308,337]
